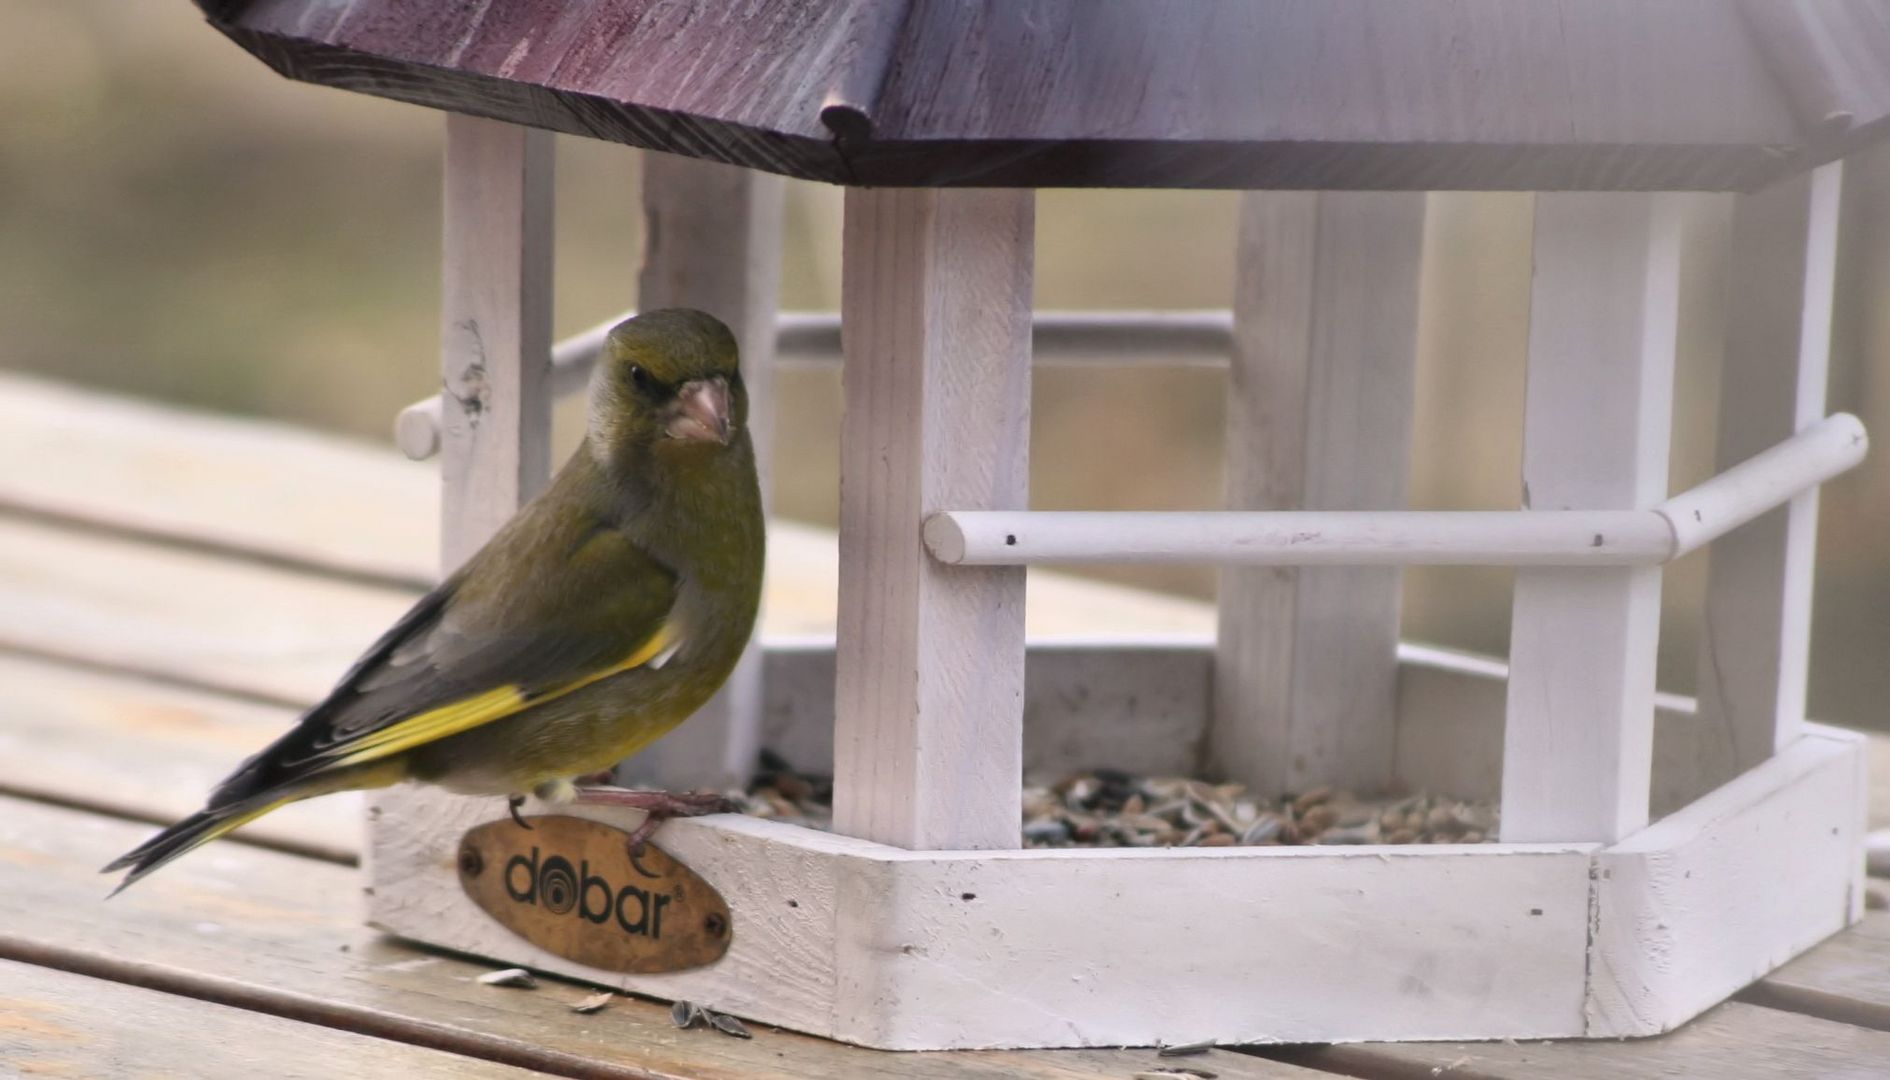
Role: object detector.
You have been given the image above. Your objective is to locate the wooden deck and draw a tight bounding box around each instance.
[2,372,1887,1079]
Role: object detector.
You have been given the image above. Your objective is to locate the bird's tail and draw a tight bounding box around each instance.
[101,793,298,897]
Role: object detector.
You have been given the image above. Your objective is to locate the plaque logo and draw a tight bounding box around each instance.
[458,814,732,973]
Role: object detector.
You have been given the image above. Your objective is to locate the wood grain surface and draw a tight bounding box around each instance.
[1271,1000,1890,1080]
[192,0,1890,191]
[0,797,1324,1080]
[0,959,544,1080]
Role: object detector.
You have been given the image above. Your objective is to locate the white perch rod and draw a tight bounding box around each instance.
[925,510,1673,567]
[1660,411,1866,556]
[395,309,1234,459]
[925,414,1867,567]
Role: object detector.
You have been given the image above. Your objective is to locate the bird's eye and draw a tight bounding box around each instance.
[627,364,652,393]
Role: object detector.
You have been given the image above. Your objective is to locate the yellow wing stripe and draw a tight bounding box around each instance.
[328,624,676,769]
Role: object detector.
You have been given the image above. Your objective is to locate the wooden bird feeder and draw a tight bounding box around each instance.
[197,0,1890,1050]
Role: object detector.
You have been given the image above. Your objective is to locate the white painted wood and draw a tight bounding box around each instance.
[762,636,1215,782]
[621,154,785,793]
[371,787,1596,1050]
[924,414,1866,567]
[832,188,1034,851]
[435,114,555,571]
[1214,191,1425,797]
[396,312,619,460]
[372,115,553,926]
[369,788,863,1037]
[353,722,1873,1050]
[831,841,1594,1050]
[396,310,1236,460]
[1690,163,1846,799]
[1588,726,1868,1036]
[1662,411,1865,555]
[927,509,1669,566]
[1501,193,1683,845]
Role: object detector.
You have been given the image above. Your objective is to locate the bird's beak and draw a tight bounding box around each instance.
[666,377,732,445]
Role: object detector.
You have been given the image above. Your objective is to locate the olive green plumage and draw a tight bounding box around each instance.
[105,309,765,893]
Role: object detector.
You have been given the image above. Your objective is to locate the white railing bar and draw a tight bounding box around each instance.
[924,414,1867,568]
[394,309,1234,460]
[1659,411,1865,557]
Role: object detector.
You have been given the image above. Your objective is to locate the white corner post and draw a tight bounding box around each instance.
[1500,194,1683,844]
[624,153,785,791]
[1688,164,1843,796]
[1212,191,1425,796]
[370,115,553,895]
[435,115,556,570]
[833,188,1034,850]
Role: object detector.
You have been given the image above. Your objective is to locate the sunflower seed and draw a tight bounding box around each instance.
[670,1000,704,1029]
[708,1011,752,1038]
[569,991,614,1014]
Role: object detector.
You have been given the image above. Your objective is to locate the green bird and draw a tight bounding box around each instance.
[105,308,765,893]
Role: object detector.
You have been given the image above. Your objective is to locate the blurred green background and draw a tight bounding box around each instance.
[6,2,1888,732]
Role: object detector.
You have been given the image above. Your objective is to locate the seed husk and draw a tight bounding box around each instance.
[476,968,536,989]
[569,991,614,1014]
[670,1000,704,1029]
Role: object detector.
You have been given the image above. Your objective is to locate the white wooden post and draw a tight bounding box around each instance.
[1688,164,1843,794]
[369,115,552,897]
[1212,191,1425,796]
[435,115,555,570]
[832,188,1033,850]
[1500,194,1682,844]
[624,153,784,791]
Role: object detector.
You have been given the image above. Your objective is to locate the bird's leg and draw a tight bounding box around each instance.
[570,783,737,854]
[506,794,532,830]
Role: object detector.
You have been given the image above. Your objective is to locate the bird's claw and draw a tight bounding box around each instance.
[506,794,532,830]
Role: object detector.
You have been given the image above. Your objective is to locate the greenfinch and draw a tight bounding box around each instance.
[106,308,765,893]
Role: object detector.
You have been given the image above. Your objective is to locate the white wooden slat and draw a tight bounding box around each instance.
[831,188,1034,851]
[621,153,785,792]
[372,115,554,924]
[1588,726,1867,1036]
[1213,191,1425,796]
[436,114,555,570]
[1501,193,1684,844]
[1688,163,1845,801]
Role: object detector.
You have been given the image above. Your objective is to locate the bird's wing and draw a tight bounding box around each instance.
[210,520,679,806]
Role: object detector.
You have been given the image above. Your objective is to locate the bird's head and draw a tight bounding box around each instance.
[588,308,748,469]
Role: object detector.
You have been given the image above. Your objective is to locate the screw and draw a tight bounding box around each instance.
[704,912,728,938]
[459,843,484,878]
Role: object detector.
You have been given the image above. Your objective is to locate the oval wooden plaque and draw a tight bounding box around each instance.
[457,815,731,974]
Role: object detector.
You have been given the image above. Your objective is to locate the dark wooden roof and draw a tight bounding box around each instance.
[196,0,1890,191]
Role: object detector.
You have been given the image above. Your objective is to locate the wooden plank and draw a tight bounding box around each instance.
[1270,1000,1890,1080]
[1745,911,1890,1032]
[763,639,1214,783]
[438,113,555,571]
[1501,193,1682,844]
[0,372,1215,655]
[628,152,785,792]
[1214,190,1424,797]
[0,655,358,863]
[826,841,1592,1049]
[0,515,413,706]
[1588,727,1867,1037]
[0,960,543,1080]
[832,187,1034,851]
[0,797,1326,1080]
[0,374,437,589]
[1687,163,1844,802]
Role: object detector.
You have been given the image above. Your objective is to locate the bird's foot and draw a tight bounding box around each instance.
[506,793,532,830]
[570,785,737,854]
